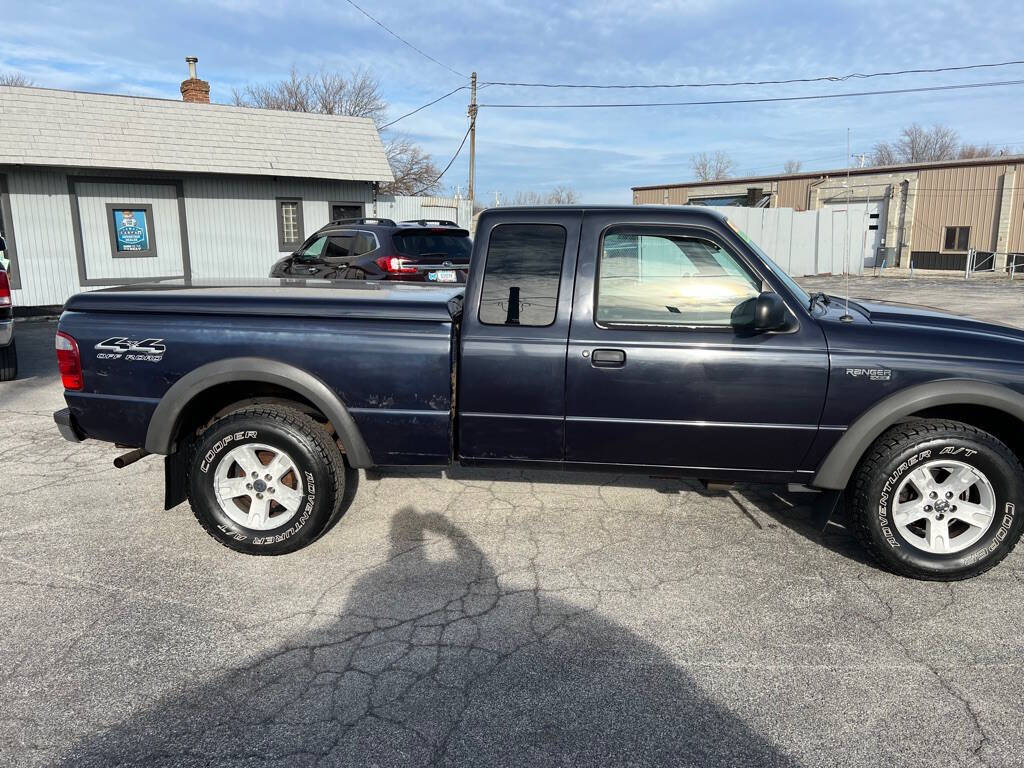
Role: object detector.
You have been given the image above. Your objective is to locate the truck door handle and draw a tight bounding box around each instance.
[591,348,626,368]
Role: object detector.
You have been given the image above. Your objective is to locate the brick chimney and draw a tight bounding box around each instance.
[180,56,210,104]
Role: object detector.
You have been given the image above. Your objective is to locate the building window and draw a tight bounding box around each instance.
[330,202,364,223]
[479,224,566,327]
[943,226,970,252]
[277,198,305,252]
[105,203,157,258]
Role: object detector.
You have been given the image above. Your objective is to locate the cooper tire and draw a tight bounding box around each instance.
[186,406,345,555]
[0,338,17,381]
[850,419,1024,580]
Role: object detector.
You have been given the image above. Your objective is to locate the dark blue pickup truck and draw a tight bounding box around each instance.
[54,206,1024,579]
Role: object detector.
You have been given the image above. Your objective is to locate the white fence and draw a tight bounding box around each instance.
[375,195,474,229]
[724,204,875,277]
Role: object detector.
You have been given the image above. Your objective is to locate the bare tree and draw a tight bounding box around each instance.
[500,186,580,206]
[0,72,34,86]
[870,123,961,165]
[690,151,734,181]
[783,159,802,174]
[384,136,442,195]
[957,143,1009,159]
[234,66,438,195]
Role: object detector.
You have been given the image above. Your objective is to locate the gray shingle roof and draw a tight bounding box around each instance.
[0,86,394,183]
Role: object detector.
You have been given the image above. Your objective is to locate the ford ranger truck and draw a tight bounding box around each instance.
[53,206,1024,580]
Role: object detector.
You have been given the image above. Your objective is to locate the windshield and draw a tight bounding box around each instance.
[394,233,471,260]
[724,218,810,306]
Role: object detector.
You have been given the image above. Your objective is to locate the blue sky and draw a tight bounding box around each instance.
[2,0,1024,202]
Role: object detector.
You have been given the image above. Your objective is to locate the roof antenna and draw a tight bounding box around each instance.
[840,127,854,323]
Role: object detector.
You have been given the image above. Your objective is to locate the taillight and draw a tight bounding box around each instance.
[55,331,83,390]
[375,255,417,275]
[0,270,10,307]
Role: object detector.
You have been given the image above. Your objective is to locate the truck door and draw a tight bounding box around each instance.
[457,210,582,462]
[564,211,829,478]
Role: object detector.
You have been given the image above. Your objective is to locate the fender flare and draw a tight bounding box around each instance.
[144,357,373,467]
[811,378,1024,490]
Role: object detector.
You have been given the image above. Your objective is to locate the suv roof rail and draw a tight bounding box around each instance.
[398,219,460,228]
[328,217,397,227]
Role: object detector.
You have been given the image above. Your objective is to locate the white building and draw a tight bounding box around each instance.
[0,73,394,307]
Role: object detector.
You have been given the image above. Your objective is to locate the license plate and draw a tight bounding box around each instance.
[429,270,457,282]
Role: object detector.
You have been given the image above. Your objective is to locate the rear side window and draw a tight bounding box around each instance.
[353,232,377,255]
[323,235,355,259]
[394,232,472,260]
[479,224,566,327]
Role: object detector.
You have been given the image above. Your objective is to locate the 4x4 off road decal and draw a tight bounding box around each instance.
[95,337,166,362]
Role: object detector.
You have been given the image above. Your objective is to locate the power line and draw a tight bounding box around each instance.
[412,118,474,195]
[342,0,467,79]
[479,79,1024,109]
[380,85,469,130]
[480,58,1024,90]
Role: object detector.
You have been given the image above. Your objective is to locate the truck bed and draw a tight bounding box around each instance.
[60,279,462,465]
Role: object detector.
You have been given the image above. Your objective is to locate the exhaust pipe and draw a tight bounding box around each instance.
[113,448,150,469]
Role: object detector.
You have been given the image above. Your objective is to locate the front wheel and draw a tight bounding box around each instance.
[849,419,1024,580]
[187,406,347,555]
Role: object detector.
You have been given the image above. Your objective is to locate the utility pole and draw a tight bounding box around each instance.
[468,72,477,206]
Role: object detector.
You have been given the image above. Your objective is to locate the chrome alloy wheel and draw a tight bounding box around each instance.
[892,459,997,554]
[213,443,304,531]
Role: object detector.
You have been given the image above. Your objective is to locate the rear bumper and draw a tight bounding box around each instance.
[0,318,12,346]
[54,407,86,443]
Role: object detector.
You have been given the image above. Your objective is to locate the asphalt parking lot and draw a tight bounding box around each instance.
[2,275,1024,767]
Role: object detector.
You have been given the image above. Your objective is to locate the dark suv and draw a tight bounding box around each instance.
[270,217,472,283]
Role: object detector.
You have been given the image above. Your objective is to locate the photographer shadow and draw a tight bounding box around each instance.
[59,507,801,767]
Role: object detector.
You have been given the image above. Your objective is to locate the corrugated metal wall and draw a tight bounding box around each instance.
[777,179,812,210]
[183,176,371,279]
[723,203,874,276]
[3,167,81,306]
[1007,165,1024,254]
[913,164,1005,252]
[375,195,474,229]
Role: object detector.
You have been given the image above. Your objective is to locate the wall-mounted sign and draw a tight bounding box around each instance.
[113,208,149,251]
[105,203,157,258]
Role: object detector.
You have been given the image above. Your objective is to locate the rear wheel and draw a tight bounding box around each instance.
[187,406,346,555]
[850,420,1024,580]
[0,339,17,381]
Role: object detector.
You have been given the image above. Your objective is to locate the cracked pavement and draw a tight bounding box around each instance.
[2,291,1024,767]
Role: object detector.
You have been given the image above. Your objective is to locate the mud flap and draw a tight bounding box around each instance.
[810,490,843,531]
[164,451,188,510]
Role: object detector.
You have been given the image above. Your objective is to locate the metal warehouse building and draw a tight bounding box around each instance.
[633,155,1024,272]
[0,73,394,308]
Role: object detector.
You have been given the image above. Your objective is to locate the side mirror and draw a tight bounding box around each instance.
[732,291,791,332]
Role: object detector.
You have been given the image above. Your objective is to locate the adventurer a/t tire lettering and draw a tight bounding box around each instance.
[849,419,1024,580]
[186,406,347,555]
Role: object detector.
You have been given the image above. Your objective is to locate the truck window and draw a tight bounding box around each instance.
[479,224,566,327]
[596,229,761,327]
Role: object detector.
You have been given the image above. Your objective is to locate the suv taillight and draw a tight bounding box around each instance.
[375,255,417,275]
[56,331,83,390]
[0,270,10,307]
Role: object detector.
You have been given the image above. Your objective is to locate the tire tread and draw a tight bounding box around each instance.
[849,419,1023,580]
[185,405,347,555]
